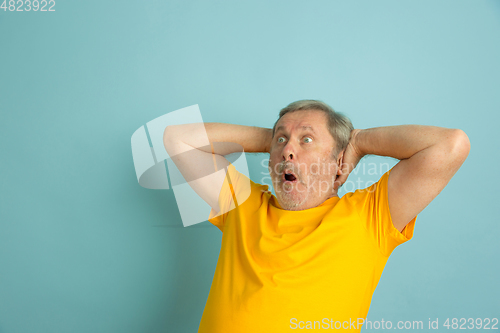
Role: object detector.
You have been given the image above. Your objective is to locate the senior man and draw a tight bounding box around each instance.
[163,100,470,332]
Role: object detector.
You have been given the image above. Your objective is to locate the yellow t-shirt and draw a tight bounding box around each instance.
[199,164,416,332]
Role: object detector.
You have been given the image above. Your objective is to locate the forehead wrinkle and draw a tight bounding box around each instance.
[301,125,316,133]
[275,124,317,134]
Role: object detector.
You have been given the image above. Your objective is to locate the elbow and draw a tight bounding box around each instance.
[163,125,177,148]
[447,129,471,163]
[163,125,173,139]
[163,125,179,142]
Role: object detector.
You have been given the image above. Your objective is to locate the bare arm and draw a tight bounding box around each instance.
[337,125,470,232]
[163,123,272,213]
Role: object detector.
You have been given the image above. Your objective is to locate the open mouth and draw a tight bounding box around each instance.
[283,172,297,183]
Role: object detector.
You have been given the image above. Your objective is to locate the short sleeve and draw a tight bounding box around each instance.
[208,163,252,231]
[348,168,416,257]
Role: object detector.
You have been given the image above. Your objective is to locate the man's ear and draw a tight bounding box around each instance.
[336,150,345,175]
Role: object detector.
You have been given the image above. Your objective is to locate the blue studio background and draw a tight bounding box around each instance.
[1,1,499,332]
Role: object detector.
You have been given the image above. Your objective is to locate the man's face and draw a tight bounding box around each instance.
[268,110,342,211]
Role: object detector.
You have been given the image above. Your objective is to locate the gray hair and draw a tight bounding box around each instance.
[272,100,354,155]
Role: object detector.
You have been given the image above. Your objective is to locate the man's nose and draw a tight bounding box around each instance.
[282,142,295,161]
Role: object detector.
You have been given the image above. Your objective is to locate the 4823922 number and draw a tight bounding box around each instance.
[1,0,55,11]
[443,318,498,330]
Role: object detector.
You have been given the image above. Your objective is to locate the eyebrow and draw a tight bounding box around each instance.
[275,125,317,134]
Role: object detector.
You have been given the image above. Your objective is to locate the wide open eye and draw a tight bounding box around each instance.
[277,137,286,143]
[303,137,313,143]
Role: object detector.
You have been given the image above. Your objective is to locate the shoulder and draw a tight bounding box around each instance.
[341,170,390,207]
